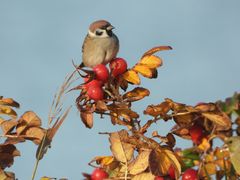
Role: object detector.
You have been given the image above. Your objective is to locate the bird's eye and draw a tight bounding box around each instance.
[96,31,103,36]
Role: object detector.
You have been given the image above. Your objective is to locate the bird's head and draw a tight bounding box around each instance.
[224,136,240,153]
[88,20,115,38]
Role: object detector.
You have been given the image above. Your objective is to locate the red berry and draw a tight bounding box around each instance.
[87,86,104,101]
[83,79,103,90]
[110,58,128,77]
[182,169,198,180]
[93,64,109,82]
[155,176,164,180]
[168,165,175,179]
[91,168,109,180]
[189,124,203,144]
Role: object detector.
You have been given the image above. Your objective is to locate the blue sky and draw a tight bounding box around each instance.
[1,0,240,179]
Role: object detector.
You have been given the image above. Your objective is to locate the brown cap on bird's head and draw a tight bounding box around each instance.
[89,20,114,32]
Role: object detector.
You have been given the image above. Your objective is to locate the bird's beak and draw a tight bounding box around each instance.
[107,25,115,31]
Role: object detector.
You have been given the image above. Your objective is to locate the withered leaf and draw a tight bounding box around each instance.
[96,101,108,111]
[17,111,42,135]
[0,169,15,180]
[139,55,163,68]
[123,87,150,102]
[166,133,176,148]
[144,101,171,117]
[123,70,140,85]
[132,172,155,180]
[133,65,154,78]
[195,103,217,112]
[171,125,191,140]
[80,110,93,129]
[141,46,172,58]
[0,119,17,135]
[0,106,17,118]
[173,113,194,127]
[149,148,181,178]
[22,127,45,145]
[0,144,20,169]
[0,98,20,108]
[118,76,128,91]
[129,149,152,175]
[202,112,231,130]
[109,130,134,163]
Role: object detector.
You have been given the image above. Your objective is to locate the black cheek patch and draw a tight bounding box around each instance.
[107,30,113,37]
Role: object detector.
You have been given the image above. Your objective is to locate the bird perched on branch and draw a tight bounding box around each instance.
[225,136,240,175]
[81,20,119,68]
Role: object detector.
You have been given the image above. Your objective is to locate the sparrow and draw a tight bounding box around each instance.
[81,20,119,68]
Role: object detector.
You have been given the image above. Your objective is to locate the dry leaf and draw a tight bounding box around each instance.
[0,119,17,135]
[109,130,134,163]
[141,46,172,58]
[144,101,172,117]
[129,149,151,175]
[133,65,154,78]
[22,127,45,145]
[132,172,155,180]
[149,148,181,178]
[17,111,42,135]
[80,110,93,128]
[0,106,17,118]
[123,70,140,85]
[0,144,20,169]
[139,55,163,68]
[96,101,108,111]
[202,112,231,130]
[123,87,150,102]
[0,98,19,108]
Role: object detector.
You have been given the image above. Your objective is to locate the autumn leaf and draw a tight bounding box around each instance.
[21,127,45,145]
[202,112,231,130]
[133,65,157,78]
[149,148,181,178]
[109,130,134,163]
[144,101,172,117]
[0,119,17,135]
[16,111,42,135]
[123,70,140,85]
[132,172,155,180]
[139,55,163,68]
[80,110,93,129]
[123,87,150,102]
[128,149,151,175]
[0,98,19,108]
[141,46,172,58]
[0,106,17,118]
[0,144,20,169]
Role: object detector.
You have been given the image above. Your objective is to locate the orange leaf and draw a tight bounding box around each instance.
[123,70,140,85]
[133,65,154,78]
[80,110,93,129]
[197,138,211,151]
[139,55,163,68]
[0,119,17,135]
[0,98,20,108]
[22,127,45,145]
[142,46,172,58]
[123,87,150,102]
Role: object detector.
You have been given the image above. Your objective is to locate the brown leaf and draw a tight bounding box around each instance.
[22,127,45,145]
[129,149,152,175]
[80,110,93,128]
[171,125,191,140]
[16,111,42,135]
[0,144,20,169]
[149,148,181,178]
[173,113,194,127]
[109,130,134,163]
[118,76,128,91]
[141,46,172,58]
[202,112,231,130]
[132,172,155,180]
[0,98,20,108]
[0,119,17,135]
[166,133,176,148]
[96,101,108,111]
[144,101,172,117]
[195,103,217,112]
[123,70,140,85]
[123,87,150,102]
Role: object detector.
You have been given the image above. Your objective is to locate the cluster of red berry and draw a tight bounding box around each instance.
[84,58,127,101]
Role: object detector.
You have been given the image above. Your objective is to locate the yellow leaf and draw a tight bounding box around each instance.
[93,156,115,166]
[0,98,20,108]
[109,130,134,163]
[123,70,140,85]
[129,149,151,175]
[0,106,17,118]
[139,55,163,68]
[197,138,211,151]
[133,65,154,78]
[141,46,172,58]
[200,163,216,176]
[123,87,150,102]
[132,172,155,180]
